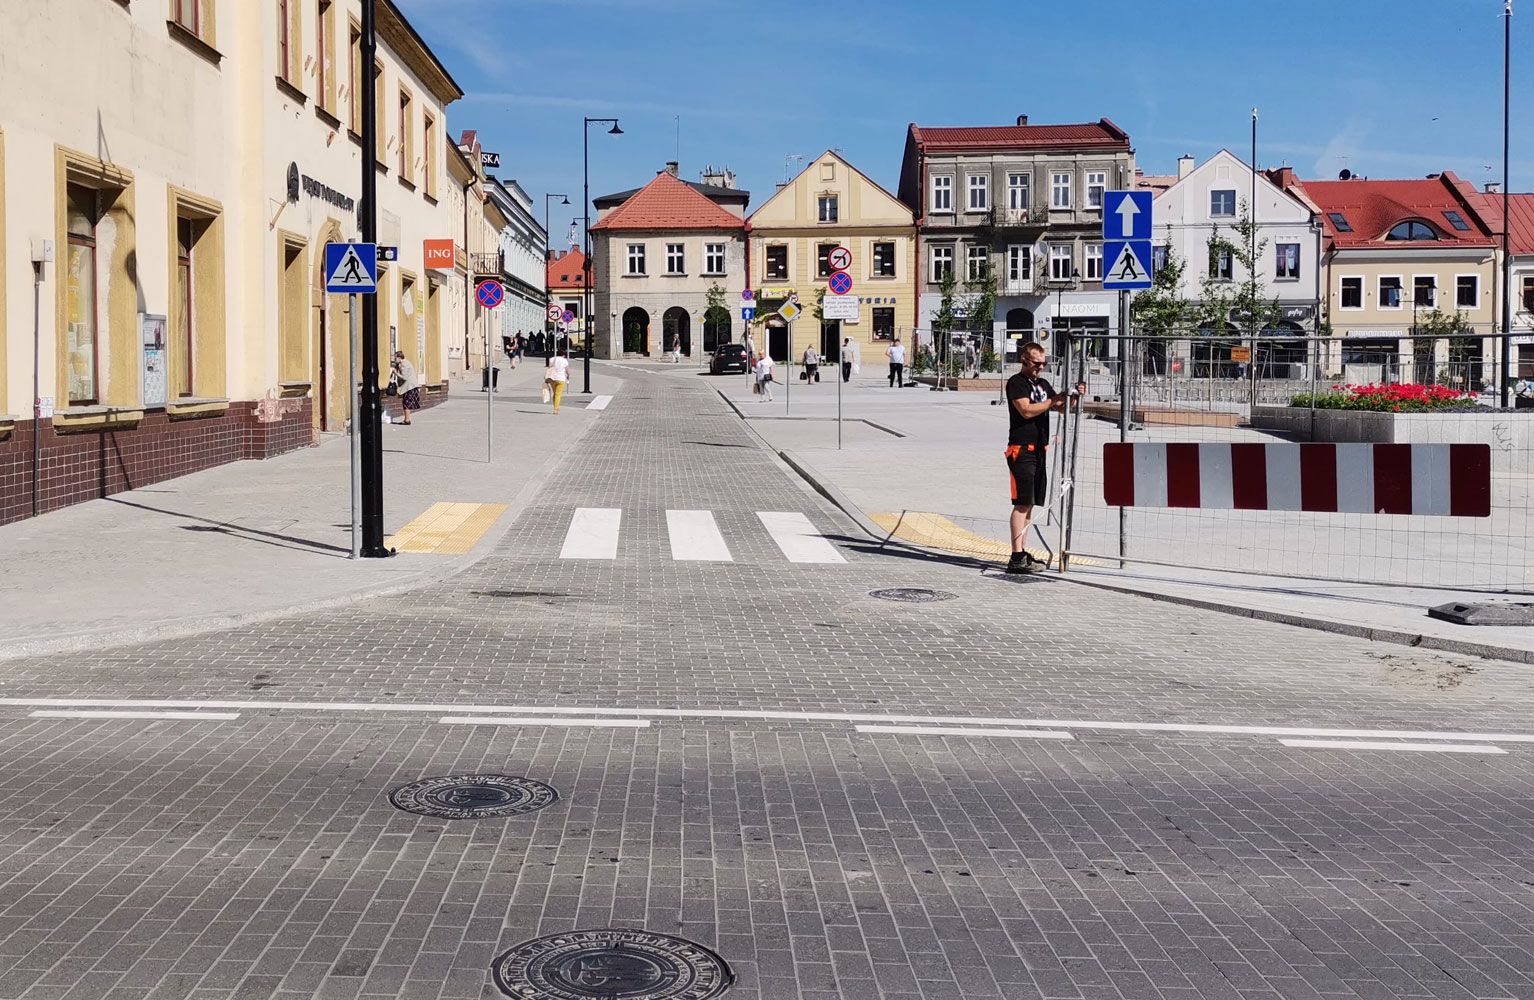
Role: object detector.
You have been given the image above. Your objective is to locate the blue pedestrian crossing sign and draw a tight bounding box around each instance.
[1102,191,1152,241]
[325,242,378,294]
[1102,240,1153,289]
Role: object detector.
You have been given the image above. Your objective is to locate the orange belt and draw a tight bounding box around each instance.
[1005,444,1045,458]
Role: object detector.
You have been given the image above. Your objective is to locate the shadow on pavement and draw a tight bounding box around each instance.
[108,497,350,556]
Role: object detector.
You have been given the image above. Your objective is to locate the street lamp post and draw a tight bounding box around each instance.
[583,117,623,395]
[1500,1,1514,407]
[543,193,569,336]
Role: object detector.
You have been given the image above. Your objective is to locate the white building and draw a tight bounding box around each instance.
[487,177,547,347]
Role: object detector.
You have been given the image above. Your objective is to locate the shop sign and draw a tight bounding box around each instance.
[286,162,356,213]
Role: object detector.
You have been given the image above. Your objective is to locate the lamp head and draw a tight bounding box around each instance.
[608,122,624,135]
[560,196,569,205]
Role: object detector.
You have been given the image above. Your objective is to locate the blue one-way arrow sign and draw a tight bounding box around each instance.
[1103,190,1152,241]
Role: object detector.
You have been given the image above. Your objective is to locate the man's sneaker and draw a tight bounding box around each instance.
[1005,552,1033,575]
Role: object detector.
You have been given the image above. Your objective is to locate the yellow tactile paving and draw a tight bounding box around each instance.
[388,502,508,554]
[869,510,1100,568]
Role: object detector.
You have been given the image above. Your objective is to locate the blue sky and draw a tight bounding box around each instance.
[396,0,1532,245]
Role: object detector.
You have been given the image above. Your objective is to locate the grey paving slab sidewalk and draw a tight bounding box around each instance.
[715,377,1534,662]
[0,362,624,660]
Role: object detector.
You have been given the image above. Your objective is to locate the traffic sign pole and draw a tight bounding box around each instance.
[349,295,360,559]
[358,0,389,558]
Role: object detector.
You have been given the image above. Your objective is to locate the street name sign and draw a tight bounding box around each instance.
[378,246,399,262]
[822,295,859,321]
[325,243,378,294]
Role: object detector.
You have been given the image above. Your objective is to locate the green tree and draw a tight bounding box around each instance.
[1130,245,1191,336]
[1196,202,1280,337]
[965,253,998,365]
[704,282,731,346]
[932,264,959,341]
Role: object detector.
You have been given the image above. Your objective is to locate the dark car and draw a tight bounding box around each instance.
[710,343,750,374]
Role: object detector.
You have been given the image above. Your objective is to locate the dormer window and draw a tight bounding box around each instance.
[1327,212,1353,233]
[1386,220,1439,241]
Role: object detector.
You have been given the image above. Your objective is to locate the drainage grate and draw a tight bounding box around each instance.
[869,587,957,603]
[492,929,733,1000]
[389,774,558,820]
[1427,601,1534,626]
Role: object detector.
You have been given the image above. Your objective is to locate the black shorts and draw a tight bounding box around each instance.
[1006,445,1048,507]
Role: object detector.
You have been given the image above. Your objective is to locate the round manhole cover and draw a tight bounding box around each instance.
[389,774,558,820]
[492,929,733,1000]
[869,587,957,603]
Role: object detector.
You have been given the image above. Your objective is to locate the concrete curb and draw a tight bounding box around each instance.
[1,380,612,664]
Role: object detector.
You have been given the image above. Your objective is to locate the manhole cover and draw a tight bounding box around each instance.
[492,929,733,1000]
[389,774,558,820]
[869,587,957,603]
[1427,601,1534,626]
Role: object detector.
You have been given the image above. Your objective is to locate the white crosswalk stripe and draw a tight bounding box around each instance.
[757,511,847,564]
[559,508,622,560]
[666,510,733,562]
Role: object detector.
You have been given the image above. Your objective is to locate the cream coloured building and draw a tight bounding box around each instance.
[0,0,463,523]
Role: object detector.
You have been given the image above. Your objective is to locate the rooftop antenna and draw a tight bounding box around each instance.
[783,153,806,184]
[675,115,680,164]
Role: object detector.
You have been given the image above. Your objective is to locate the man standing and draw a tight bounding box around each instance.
[1004,342,1083,574]
[887,337,906,387]
[841,337,858,382]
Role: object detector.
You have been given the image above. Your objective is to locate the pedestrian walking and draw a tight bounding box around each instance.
[755,352,776,402]
[841,337,859,382]
[802,345,820,383]
[668,333,682,363]
[546,346,570,414]
[391,351,421,426]
[1004,342,1084,574]
[964,340,978,379]
[887,337,906,387]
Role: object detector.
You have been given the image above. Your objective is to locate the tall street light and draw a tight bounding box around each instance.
[543,193,569,336]
[357,0,389,557]
[583,117,623,394]
[1500,1,1514,407]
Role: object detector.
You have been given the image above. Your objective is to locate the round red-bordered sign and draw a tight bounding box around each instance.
[827,270,853,296]
[476,280,505,309]
[828,246,852,271]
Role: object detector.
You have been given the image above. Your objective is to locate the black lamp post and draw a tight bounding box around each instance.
[543,193,568,334]
[583,117,623,394]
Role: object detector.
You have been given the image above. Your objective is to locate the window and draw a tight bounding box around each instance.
[1051,172,1071,209]
[1006,245,1030,282]
[705,243,725,275]
[1523,275,1534,312]
[172,0,199,33]
[1152,245,1169,274]
[765,245,787,280]
[174,218,195,398]
[1048,243,1072,281]
[817,243,836,278]
[316,1,333,112]
[64,185,101,405]
[348,20,362,133]
[1379,276,1403,309]
[873,307,895,341]
[665,243,685,274]
[373,60,385,162]
[1210,189,1236,217]
[1275,243,1300,280]
[422,112,437,197]
[1086,171,1106,208]
[626,243,646,275]
[1443,210,1472,232]
[1007,173,1029,212]
[1413,275,1437,308]
[966,245,989,281]
[1327,212,1353,233]
[967,174,988,212]
[1340,276,1363,309]
[1210,247,1233,281]
[817,195,838,223]
[1084,243,1103,280]
[930,245,954,281]
[1457,275,1479,307]
[1387,220,1438,241]
[278,0,291,81]
[397,90,412,177]
[872,242,895,277]
[931,175,952,213]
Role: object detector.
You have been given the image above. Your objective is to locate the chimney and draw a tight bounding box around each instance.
[665,161,679,177]
[1177,155,1195,179]
[1015,114,1029,126]
[1486,181,1503,194]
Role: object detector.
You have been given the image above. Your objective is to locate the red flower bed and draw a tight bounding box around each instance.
[1291,383,1478,412]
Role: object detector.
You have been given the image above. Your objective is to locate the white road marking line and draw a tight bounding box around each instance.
[1278,739,1507,754]
[857,725,1074,739]
[757,511,846,564]
[559,507,621,560]
[29,710,240,721]
[3,699,1532,745]
[586,395,613,411]
[665,510,732,561]
[438,716,650,728]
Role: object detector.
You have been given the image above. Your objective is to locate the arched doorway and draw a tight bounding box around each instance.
[1004,307,1034,363]
[703,307,731,353]
[662,307,691,356]
[622,307,650,355]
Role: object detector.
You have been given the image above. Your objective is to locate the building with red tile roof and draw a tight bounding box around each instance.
[1468,191,1534,353]
[546,248,589,336]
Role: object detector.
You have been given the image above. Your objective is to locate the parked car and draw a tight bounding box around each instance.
[710,343,750,374]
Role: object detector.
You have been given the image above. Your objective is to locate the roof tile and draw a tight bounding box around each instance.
[1297,173,1496,248]
[590,172,746,231]
[911,119,1130,153]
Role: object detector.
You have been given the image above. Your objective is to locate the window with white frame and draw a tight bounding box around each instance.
[1379,275,1403,309]
[626,243,646,275]
[931,175,952,213]
[1051,172,1071,209]
[968,174,988,212]
[1276,243,1301,280]
[665,243,685,274]
[705,243,725,275]
[1340,276,1363,308]
[930,245,954,281]
[1084,242,1103,280]
[1210,247,1233,281]
[966,245,989,281]
[1006,244,1030,282]
[1086,171,1106,208]
[1413,275,1437,308]
[1457,274,1480,307]
[1007,173,1029,212]
[817,194,838,223]
[1210,189,1237,217]
[1048,243,1073,281]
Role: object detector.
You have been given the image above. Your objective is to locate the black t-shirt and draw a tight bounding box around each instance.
[1006,372,1055,448]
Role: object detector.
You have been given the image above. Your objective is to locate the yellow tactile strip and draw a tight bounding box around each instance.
[869,511,1100,569]
[388,502,509,555]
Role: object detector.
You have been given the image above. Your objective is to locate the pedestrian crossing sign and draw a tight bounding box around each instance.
[325,242,378,294]
[1102,239,1153,290]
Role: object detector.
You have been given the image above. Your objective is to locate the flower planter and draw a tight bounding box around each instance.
[1252,405,1534,473]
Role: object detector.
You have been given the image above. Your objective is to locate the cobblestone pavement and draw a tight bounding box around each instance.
[2,367,1533,1000]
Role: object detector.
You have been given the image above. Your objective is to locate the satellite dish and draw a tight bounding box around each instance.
[1338,169,1353,180]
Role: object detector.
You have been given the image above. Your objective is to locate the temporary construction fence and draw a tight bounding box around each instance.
[1051,331,1533,589]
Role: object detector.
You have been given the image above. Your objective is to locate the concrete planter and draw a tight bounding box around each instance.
[1252,405,1533,473]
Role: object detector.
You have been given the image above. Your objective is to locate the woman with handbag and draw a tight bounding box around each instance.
[391,351,421,426]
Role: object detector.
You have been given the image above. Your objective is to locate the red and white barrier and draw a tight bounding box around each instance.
[1102,443,1491,517]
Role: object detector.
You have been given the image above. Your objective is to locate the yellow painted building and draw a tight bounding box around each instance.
[747,150,916,363]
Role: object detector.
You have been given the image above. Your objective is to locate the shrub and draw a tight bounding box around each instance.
[1289,383,1477,413]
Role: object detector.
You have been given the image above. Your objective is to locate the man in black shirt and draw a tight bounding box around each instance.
[1005,342,1084,574]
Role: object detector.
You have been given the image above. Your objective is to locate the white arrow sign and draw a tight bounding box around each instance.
[1115,197,1140,238]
